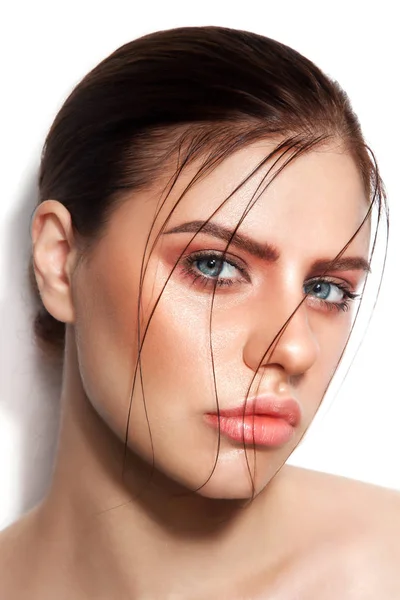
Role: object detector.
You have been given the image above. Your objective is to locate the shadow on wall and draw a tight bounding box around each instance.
[0,168,62,528]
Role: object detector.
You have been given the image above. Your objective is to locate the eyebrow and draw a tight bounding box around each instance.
[164,220,279,262]
[310,257,371,274]
[164,219,371,273]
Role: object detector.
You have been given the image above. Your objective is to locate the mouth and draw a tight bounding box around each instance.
[204,395,301,448]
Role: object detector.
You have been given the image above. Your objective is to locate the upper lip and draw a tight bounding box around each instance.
[207,395,301,427]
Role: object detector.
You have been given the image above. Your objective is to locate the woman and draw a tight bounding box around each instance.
[0,25,399,598]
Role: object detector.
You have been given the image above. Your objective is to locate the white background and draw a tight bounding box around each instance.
[1,1,399,530]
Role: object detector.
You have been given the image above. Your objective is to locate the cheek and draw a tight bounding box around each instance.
[73,253,219,444]
[309,311,354,394]
[73,255,143,436]
[138,285,217,407]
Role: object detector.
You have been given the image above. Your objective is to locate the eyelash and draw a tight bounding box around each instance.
[180,250,249,289]
[179,250,360,312]
[304,277,359,313]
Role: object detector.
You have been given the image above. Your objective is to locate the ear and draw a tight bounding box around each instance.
[31,200,79,324]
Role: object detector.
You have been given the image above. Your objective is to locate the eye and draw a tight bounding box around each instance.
[180,250,250,289]
[303,278,359,312]
[304,281,344,302]
[195,256,237,279]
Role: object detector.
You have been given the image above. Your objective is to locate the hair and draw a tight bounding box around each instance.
[29,25,384,359]
[27,25,388,499]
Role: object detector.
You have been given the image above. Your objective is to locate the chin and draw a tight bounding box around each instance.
[194,480,257,500]
[179,452,276,500]
[128,442,280,501]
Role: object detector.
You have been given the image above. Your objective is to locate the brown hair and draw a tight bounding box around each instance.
[29,25,383,359]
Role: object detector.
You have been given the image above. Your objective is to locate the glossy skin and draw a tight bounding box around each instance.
[1,140,399,599]
[54,140,370,499]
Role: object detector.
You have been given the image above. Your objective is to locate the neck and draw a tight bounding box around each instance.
[29,332,294,598]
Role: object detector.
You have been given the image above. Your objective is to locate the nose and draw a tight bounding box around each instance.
[242,299,319,377]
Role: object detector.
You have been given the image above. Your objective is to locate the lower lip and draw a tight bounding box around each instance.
[204,414,295,447]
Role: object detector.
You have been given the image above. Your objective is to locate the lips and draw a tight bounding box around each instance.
[204,395,301,447]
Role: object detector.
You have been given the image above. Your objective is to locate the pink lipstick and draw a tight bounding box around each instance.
[204,396,301,447]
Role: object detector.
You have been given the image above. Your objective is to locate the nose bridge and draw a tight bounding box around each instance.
[243,288,319,376]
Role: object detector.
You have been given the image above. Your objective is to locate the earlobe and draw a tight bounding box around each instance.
[31,200,78,325]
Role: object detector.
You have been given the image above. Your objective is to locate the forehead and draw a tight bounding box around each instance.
[159,140,370,258]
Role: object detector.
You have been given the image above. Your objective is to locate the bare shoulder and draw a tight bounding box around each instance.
[282,465,400,596]
[285,462,400,500]
[0,506,41,598]
[283,464,400,537]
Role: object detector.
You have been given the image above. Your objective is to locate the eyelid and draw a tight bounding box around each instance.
[305,275,354,290]
[183,249,250,273]
[308,268,366,287]
[182,244,249,263]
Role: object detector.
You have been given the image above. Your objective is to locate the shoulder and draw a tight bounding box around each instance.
[0,507,42,598]
[284,464,400,536]
[283,463,400,511]
[282,465,400,596]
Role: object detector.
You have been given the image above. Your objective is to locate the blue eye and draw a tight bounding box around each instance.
[181,251,249,289]
[303,279,358,312]
[195,257,237,279]
[303,281,343,302]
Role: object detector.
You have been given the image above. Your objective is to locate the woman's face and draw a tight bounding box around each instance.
[72,140,370,499]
